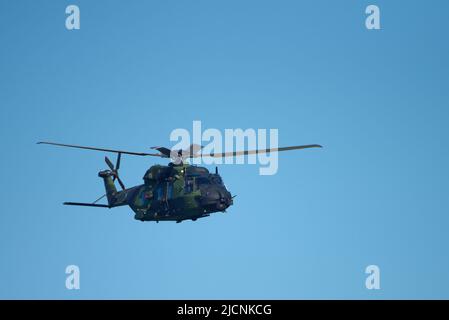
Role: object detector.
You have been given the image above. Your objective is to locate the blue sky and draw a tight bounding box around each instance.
[1,0,449,299]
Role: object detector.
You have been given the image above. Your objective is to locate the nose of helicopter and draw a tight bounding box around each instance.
[201,187,233,211]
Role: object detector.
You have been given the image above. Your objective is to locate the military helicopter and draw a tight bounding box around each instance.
[38,141,322,223]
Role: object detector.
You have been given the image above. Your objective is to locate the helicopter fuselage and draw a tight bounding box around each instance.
[101,163,233,222]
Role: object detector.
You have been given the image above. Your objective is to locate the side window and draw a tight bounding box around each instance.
[167,182,174,199]
[155,184,164,201]
[185,177,194,193]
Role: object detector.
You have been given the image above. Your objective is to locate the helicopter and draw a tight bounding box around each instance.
[38,141,322,223]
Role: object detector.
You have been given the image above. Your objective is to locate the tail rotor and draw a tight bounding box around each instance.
[105,152,126,190]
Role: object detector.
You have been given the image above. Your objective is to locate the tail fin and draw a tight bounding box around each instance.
[99,170,118,205]
[98,170,128,207]
[63,172,126,209]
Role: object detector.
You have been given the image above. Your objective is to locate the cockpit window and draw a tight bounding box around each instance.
[210,175,224,185]
[196,177,210,185]
[185,174,224,191]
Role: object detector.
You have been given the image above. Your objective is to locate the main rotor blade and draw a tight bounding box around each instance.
[105,156,115,171]
[192,144,323,158]
[186,144,204,156]
[150,146,171,158]
[37,141,163,157]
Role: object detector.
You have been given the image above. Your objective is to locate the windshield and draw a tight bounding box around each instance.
[196,177,210,185]
[210,175,224,185]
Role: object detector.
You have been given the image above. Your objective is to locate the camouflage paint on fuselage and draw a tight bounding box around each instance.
[99,163,233,222]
